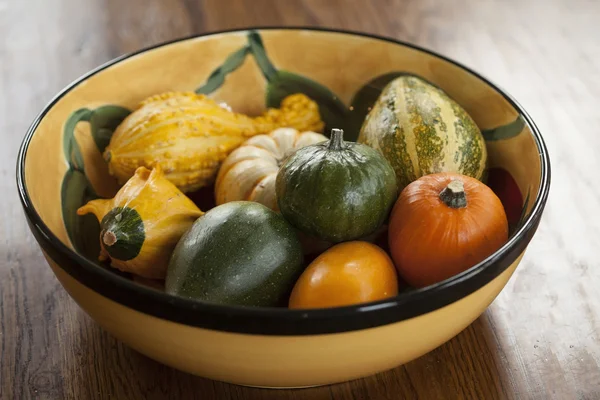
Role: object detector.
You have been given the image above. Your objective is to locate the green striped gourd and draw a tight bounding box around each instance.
[357,75,487,190]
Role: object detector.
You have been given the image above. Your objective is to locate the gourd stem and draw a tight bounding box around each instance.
[328,128,345,151]
[439,180,467,209]
[102,230,117,247]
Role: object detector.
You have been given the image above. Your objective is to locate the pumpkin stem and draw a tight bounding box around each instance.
[439,180,467,209]
[102,230,117,247]
[328,128,345,151]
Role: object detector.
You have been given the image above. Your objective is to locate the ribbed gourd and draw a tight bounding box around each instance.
[276,128,398,243]
[104,92,325,193]
[77,165,204,279]
[388,172,508,287]
[215,127,328,210]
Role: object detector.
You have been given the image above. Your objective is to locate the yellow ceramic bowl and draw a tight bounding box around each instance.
[17,28,550,388]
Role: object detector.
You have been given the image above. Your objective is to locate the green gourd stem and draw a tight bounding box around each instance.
[439,180,467,209]
[328,128,345,151]
[247,31,278,82]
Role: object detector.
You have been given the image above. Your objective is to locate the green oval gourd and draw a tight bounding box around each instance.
[276,128,398,243]
[165,201,304,307]
[357,75,487,191]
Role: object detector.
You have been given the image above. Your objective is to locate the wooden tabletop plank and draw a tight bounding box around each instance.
[1,0,598,398]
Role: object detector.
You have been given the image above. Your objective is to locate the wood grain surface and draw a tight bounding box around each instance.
[1,0,597,398]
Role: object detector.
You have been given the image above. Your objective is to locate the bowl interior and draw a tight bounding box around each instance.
[21,28,543,301]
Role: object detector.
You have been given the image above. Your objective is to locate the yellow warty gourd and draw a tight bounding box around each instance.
[104,92,325,192]
[77,165,204,279]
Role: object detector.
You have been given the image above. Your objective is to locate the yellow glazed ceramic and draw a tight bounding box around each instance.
[17,28,550,388]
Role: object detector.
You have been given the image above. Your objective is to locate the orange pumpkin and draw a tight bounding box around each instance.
[388,172,509,288]
[288,241,399,309]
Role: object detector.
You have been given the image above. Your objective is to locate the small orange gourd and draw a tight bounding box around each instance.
[388,172,509,288]
[288,241,399,309]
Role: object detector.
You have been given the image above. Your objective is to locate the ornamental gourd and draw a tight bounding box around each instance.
[276,128,398,243]
[104,92,325,193]
[388,172,509,287]
[166,201,304,307]
[215,128,328,210]
[358,75,487,190]
[289,241,399,309]
[77,166,204,279]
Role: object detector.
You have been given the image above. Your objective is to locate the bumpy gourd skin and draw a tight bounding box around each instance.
[358,75,487,191]
[276,129,398,243]
[104,92,325,193]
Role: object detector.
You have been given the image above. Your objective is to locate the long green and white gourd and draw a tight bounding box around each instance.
[357,75,487,190]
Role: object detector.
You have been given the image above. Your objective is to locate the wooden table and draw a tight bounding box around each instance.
[1,0,597,398]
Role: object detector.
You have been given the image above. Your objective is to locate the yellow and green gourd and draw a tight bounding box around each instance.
[77,165,204,279]
[358,75,487,190]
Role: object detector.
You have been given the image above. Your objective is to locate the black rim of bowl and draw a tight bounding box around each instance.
[16,26,551,336]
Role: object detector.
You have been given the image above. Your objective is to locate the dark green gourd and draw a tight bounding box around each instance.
[165,201,304,307]
[276,128,398,243]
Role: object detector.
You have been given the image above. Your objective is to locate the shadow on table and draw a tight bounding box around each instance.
[66,308,510,400]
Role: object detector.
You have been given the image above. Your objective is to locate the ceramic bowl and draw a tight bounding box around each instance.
[17,27,550,388]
